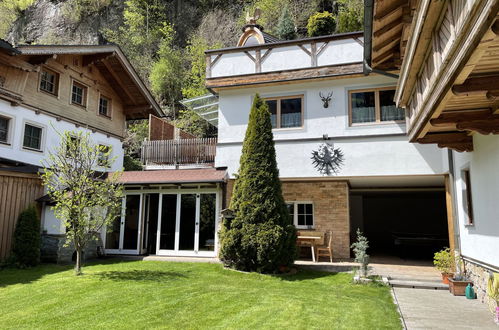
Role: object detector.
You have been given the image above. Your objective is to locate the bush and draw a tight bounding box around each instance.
[12,205,40,267]
[219,94,297,273]
[307,11,336,37]
[433,248,455,274]
[351,229,369,277]
[276,5,296,40]
[124,154,143,171]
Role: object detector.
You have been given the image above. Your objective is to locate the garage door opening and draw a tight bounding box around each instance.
[350,190,449,260]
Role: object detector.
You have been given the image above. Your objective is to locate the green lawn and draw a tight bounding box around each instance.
[0,259,401,329]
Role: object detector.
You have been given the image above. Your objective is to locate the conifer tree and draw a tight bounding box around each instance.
[276,6,296,40]
[219,94,297,273]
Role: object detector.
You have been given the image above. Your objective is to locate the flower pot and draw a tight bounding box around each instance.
[448,278,473,296]
[441,272,454,284]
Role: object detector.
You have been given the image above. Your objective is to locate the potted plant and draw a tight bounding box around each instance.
[448,274,473,296]
[433,248,454,284]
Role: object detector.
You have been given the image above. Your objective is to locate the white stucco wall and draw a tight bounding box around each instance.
[0,100,124,172]
[452,134,499,267]
[215,75,447,178]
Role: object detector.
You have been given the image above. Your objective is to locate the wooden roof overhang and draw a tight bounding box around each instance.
[205,32,365,92]
[393,0,499,152]
[16,45,163,120]
[365,0,414,72]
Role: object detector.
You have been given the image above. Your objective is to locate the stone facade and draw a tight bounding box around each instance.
[224,179,351,259]
[41,233,103,264]
[463,258,498,307]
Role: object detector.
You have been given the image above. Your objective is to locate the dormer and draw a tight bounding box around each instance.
[236,9,280,47]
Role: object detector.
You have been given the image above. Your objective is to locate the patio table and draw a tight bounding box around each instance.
[297,236,323,262]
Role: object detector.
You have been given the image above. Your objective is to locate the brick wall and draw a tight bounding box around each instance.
[224,179,351,259]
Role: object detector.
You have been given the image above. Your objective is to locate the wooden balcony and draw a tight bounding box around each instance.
[141,138,217,167]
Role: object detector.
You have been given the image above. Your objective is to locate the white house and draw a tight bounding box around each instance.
[0,41,162,262]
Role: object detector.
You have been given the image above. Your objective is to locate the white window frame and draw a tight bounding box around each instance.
[0,112,14,145]
[98,93,112,119]
[21,120,45,152]
[70,78,88,108]
[286,201,314,229]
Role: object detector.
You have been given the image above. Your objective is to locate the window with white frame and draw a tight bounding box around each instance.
[71,80,87,107]
[23,123,43,150]
[39,68,59,95]
[0,116,10,144]
[99,95,111,118]
[286,202,314,228]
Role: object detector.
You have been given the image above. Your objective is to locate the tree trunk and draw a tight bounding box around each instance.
[75,247,82,276]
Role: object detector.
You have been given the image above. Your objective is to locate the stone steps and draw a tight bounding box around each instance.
[388,278,449,290]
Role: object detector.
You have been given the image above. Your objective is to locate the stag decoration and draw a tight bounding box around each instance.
[319,91,333,108]
[311,142,344,176]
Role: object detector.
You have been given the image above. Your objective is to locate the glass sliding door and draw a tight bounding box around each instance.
[159,194,177,251]
[199,194,216,252]
[179,194,196,251]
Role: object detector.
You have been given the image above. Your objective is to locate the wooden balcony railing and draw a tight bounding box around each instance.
[141,138,217,166]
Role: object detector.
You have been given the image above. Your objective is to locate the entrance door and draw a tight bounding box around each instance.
[157,192,217,256]
[105,194,143,254]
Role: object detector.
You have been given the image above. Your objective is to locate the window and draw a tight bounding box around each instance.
[99,96,111,117]
[39,68,59,95]
[0,116,10,144]
[23,124,42,150]
[349,88,405,125]
[98,144,110,167]
[286,202,314,229]
[462,169,474,225]
[264,95,303,129]
[71,81,87,107]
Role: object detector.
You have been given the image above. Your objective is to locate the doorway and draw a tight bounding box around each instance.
[105,194,143,254]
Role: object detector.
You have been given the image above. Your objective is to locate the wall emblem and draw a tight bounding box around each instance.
[311,142,344,175]
[319,91,333,108]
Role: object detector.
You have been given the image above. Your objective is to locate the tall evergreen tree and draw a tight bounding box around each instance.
[219,94,297,273]
[276,5,296,40]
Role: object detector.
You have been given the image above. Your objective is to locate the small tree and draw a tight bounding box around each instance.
[307,11,336,37]
[336,0,364,33]
[219,94,296,273]
[276,6,296,40]
[41,131,123,275]
[351,229,369,277]
[12,205,40,268]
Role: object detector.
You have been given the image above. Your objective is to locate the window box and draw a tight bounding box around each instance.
[264,95,303,129]
[349,87,405,126]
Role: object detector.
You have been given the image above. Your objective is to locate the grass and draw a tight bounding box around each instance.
[0,259,401,329]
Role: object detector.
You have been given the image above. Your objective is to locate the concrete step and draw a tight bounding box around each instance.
[388,275,443,283]
[388,279,449,290]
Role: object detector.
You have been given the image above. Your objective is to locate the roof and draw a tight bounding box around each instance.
[262,32,280,43]
[0,39,20,55]
[118,168,227,185]
[15,44,163,119]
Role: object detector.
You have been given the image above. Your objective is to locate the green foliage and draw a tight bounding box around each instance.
[219,94,297,273]
[41,131,124,275]
[11,205,40,268]
[62,0,113,24]
[307,11,336,37]
[351,229,369,277]
[335,0,363,33]
[433,248,455,274]
[275,5,295,40]
[123,154,143,171]
[174,110,216,138]
[0,0,36,38]
[124,120,149,157]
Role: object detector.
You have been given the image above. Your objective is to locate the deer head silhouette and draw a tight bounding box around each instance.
[319,91,333,108]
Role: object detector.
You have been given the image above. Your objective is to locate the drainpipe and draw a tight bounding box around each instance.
[363,0,400,80]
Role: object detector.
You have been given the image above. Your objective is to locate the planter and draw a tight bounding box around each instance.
[441,272,454,284]
[448,278,472,296]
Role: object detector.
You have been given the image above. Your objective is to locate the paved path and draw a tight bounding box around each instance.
[393,287,497,329]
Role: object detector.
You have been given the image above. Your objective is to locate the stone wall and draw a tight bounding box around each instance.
[41,233,103,264]
[464,258,499,307]
[224,179,351,259]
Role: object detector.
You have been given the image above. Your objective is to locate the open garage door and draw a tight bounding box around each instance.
[350,189,449,260]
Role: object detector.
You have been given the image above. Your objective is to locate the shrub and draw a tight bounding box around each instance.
[276,5,296,40]
[124,154,143,171]
[433,248,455,274]
[12,205,40,267]
[307,11,336,37]
[351,229,369,277]
[219,94,297,273]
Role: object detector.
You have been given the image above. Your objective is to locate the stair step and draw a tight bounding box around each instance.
[388,279,449,290]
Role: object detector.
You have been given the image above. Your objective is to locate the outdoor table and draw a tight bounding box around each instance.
[296,236,322,262]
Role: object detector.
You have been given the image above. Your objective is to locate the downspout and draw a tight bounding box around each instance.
[363,0,400,79]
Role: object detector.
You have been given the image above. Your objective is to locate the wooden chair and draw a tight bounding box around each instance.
[317,231,333,262]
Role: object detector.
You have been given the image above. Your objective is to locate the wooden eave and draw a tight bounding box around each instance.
[370,0,413,71]
[205,62,364,92]
[15,45,163,119]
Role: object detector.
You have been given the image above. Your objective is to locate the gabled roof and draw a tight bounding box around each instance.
[15,44,163,119]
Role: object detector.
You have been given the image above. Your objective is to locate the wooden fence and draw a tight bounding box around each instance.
[141,138,217,166]
[0,171,44,260]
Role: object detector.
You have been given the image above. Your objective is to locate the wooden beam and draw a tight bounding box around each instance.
[373,18,402,37]
[373,36,401,53]
[82,53,113,67]
[244,51,255,63]
[374,0,408,20]
[298,45,311,56]
[430,109,493,127]
[101,59,135,105]
[418,132,473,152]
[452,75,499,96]
[456,118,499,135]
[444,175,455,252]
[26,54,56,65]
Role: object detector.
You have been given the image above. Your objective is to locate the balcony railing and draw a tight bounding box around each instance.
[141,138,217,166]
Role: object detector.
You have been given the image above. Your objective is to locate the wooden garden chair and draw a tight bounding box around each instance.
[317,231,333,263]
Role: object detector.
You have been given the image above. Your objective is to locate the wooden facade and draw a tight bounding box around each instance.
[0,171,44,260]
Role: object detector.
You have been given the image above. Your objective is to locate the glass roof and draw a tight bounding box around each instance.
[181,93,219,127]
